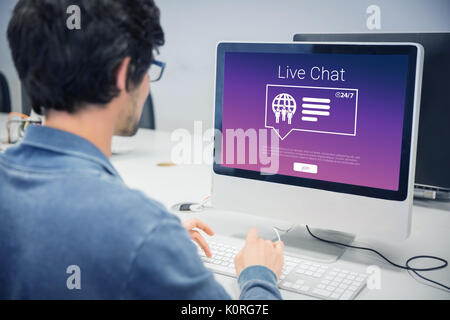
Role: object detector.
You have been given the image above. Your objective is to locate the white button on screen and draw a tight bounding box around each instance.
[293,162,318,174]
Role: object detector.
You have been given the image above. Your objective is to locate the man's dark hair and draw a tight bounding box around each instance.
[7,0,164,114]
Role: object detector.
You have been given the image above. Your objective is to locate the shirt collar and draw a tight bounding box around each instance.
[21,125,120,177]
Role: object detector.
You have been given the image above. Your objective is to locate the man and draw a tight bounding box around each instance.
[0,0,284,299]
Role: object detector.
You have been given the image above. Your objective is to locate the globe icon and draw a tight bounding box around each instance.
[272,93,297,124]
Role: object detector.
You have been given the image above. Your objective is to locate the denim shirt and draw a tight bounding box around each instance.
[0,125,282,300]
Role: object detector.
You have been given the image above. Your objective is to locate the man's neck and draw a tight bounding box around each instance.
[44,108,115,158]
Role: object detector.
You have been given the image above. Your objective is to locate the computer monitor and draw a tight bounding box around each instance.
[212,42,423,248]
[293,33,450,198]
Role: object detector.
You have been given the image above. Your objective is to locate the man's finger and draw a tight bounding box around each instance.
[193,219,215,236]
[191,230,212,258]
[275,240,284,252]
[246,227,259,242]
[182,219,196,230]
[184,218,215,236]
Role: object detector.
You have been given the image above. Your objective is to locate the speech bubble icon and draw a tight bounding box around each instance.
[265,84,358,140]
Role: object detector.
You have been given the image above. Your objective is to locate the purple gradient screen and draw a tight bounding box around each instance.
[221,52,409,191]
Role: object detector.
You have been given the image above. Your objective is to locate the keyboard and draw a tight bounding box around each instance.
[196,235,368,300]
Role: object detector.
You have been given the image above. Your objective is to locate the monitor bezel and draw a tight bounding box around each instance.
[213,42,418,201]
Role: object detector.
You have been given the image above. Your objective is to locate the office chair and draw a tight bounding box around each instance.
[0,72,11,113]
[138,94,156,129]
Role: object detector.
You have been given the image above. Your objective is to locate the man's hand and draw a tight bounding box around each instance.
[182,218,214,258]
[234,228,284,279]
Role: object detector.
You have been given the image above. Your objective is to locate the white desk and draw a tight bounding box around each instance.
[110,128,450,300]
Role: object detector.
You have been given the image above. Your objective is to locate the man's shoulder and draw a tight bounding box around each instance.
[56,171,179,237]
[86,175,174,223]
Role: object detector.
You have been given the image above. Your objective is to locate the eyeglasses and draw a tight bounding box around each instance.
[149,59,166,82]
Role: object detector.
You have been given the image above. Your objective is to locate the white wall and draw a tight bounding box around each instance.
[153,0,450,132]
[1,0,449,127]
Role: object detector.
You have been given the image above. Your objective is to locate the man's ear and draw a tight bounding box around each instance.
[116,57,131,92]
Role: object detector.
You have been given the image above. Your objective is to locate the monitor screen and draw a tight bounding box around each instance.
[214,43,419,201]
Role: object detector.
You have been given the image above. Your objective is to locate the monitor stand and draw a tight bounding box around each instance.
[271,225,355,263]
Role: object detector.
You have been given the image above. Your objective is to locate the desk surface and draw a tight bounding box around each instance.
[110,129,450,300]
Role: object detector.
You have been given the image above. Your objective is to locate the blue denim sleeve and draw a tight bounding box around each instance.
[122,210,283,300]
[122,213,231,299]
[238,265,283,300]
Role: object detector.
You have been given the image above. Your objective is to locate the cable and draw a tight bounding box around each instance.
[272,227,281,242]
[305,225,450,292]
[272,225,296,234]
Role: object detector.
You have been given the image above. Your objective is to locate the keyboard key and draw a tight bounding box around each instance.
[285,265,295,271]
[203,262,235,276]
[348,285,358,292]
[331,293,341,299]
[299,286,310,292]
[340,290,354,300]
[313,272,322,278]
[313,288,331,297]
[283,282,293,288]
